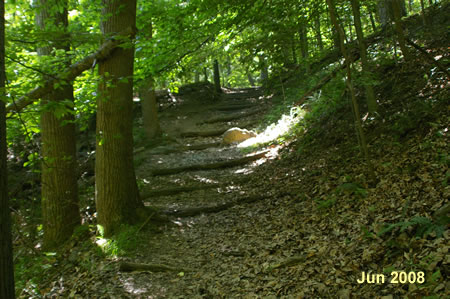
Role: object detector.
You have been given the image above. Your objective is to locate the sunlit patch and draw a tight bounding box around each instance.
[193,176,218,184]
[238,107,305,148]
[234,167,252,174]
[68,10,79,18]
[96,238,108,247]
[121,277,152,295]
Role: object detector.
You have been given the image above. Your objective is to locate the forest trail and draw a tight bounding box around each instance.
[136,86,273,212]
[121,87,288,297]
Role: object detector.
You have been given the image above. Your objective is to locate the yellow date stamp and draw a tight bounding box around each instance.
[357,271,425,284]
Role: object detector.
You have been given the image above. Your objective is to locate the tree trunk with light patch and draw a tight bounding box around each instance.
[36,0,80,249]
[96,0,144,236]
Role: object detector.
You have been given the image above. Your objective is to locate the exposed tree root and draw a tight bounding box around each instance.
[119,261,190,273]
[163,194,265,217]
[180,128,228,138]
[151,150,268,176]
[142,176,251,199]
[215,103,257,112]
[268,255,307,271]
[405,38,450,79]
[223,91,262,100]
[141,183,221,198]
[201,108,263,124]
[139,142,222,155]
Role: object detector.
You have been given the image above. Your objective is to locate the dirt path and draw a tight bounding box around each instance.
[121,87,280,297]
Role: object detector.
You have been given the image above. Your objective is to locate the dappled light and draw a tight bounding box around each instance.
[238,107,305,149]
[2,0,449,298]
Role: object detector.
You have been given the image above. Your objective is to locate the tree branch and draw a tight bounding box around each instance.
[6,26,137,114]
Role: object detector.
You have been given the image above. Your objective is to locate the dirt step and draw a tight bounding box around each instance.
[215,103,257,112]
[151,150,269,176]
[200,108,263,125]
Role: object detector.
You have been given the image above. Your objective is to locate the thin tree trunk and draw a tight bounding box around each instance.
[291,40,297,64]
[326,0,375,180]
[391,0,411,60]
[139,21,161,140]
[314,14,324,51]
[36,0,80,249]
[247,73,255,86]
[96,0,143,236]
[369,12,377,32]
[213,59,221,93]
[195,71,200,83]
[260,56,268,85]
[0,0,15,296]
[299,18,310,72]
[351,0,378,113]
[377,0,390,26]
[419,0,428,25]
[139,78,161,139]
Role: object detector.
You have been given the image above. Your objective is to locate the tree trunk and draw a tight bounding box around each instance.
[203,67,208,82]
[213,59,221,93]
[0,0,15,296]
[291,40,297,65]
[139,78,161,139]
[139,21,161,140]
[351,0,378,113]
[419,0,428,25]
[96,0,143,236]
[298,18,310,72]
[369,12,377,32]
[247,73,255,87]
[377,0,390,26]
[260,56,268,85]
[314,14,324,51]
[36,0,80,249]
[390,0,411,60]
[194,71,199,83]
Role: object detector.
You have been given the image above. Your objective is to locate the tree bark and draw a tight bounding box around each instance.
[36,0,80,249]
[351,0,378,113]
[213,59,221,94]
[96,0,143,236]
[0,0,15,296]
